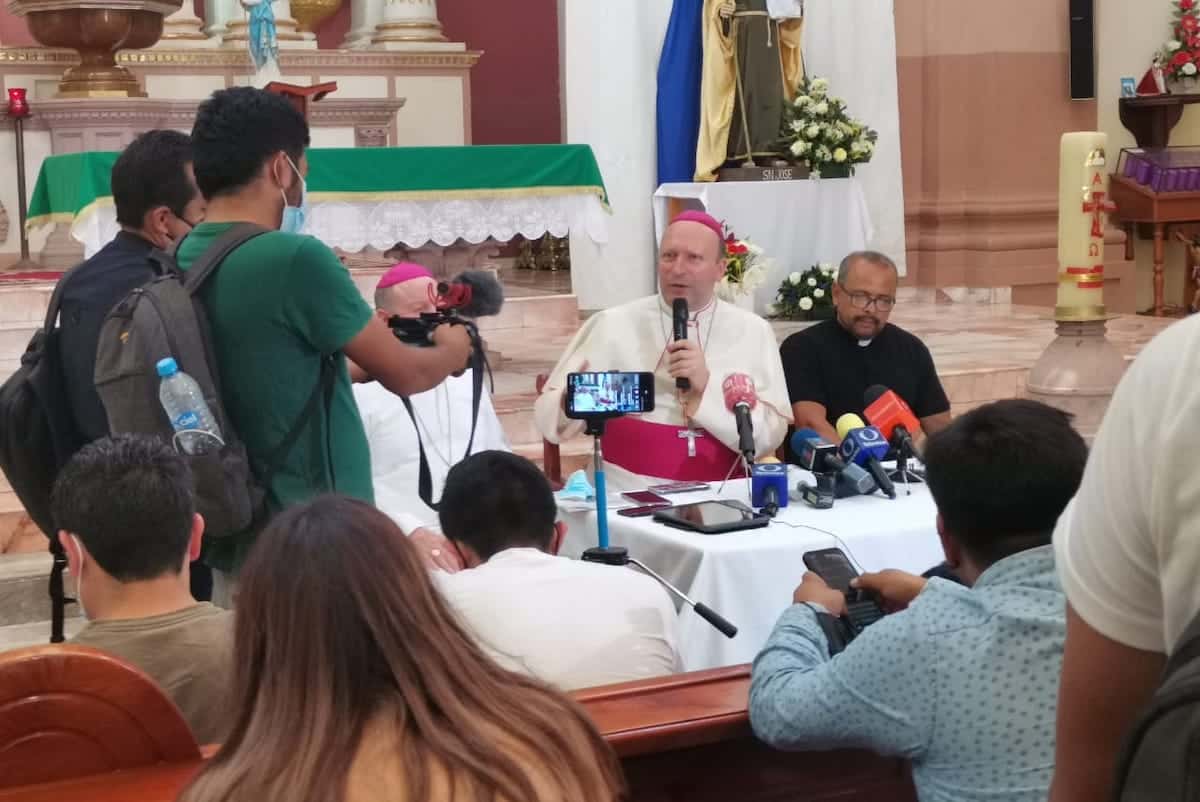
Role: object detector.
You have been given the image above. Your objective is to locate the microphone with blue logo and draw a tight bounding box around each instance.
[836,414,897,499]
[788,428,877,508]
[751,460,788,516]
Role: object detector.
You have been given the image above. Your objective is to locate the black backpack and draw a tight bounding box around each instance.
[0,269,87,642]
[1113,611,1200,800]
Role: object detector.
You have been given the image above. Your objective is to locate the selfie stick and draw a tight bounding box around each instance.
[582,546,738,638]
[584,417,613,550]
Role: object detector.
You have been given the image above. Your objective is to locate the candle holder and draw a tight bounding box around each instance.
[5,89,41,272]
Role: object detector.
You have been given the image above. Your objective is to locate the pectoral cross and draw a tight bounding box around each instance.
[679,427,704,458]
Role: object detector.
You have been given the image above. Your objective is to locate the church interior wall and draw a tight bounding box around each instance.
[895,0,1136,313]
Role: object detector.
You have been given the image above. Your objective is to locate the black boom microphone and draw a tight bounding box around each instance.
[672,297,690,391]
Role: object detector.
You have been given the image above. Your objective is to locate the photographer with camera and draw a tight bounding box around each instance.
[354,263,509,572]
[180,88,470,601]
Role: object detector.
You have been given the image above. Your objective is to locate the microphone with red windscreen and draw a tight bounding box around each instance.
[722,373,757,461]
[863,385,921,458]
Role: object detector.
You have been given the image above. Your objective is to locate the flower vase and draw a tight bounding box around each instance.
[1177,76,1200,94]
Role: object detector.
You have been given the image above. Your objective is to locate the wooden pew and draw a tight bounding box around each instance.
[0,666,916,802]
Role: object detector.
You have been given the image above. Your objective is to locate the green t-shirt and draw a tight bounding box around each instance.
[177,223,374,573]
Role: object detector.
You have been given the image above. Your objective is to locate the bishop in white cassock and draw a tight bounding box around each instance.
[353,263,510,566]
[535,211,791,491]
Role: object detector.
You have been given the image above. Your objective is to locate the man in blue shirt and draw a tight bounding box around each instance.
[750,399,1088,802]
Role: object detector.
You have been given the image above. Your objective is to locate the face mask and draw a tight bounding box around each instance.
[70,534,89,620]
[278,154,309,235]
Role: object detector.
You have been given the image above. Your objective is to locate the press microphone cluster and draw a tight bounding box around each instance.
[789,428,877,509]
[836,414,897,499]
[673,298,690,391]
[863,385,920,460]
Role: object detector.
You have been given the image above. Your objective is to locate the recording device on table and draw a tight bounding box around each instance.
[802,547,885,655]
[863,385,924,487]
[836,414,897,500]
[652,499,769,534]
[386,270,504,511]
[564,370,657,554]
[789,428,878,510]
[673,298,690,391]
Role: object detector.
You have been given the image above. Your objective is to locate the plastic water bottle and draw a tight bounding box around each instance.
[157,357,223,455]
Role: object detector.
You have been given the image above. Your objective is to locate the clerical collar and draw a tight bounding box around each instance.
[857,339,873,348]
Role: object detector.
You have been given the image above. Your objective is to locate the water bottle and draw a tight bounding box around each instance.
[157,357,224,455]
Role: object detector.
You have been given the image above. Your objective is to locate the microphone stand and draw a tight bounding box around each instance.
[888,441,925,488]
[582,546,738,639]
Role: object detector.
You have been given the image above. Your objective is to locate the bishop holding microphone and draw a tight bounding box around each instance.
[534,211,792,490]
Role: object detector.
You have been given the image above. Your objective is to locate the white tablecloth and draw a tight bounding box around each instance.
[559,465,942,671]
[653,180,874,316]
[67,193,611,259]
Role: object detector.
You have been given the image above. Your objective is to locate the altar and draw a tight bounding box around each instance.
[26,144,610,268]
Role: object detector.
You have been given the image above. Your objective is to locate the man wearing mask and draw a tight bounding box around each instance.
[60,129,206,445]
[779,251,951,446]
[57,130,211,600]
[534,210,791,490]
[181,87,472,600]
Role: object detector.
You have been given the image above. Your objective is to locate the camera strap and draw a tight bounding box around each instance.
[402,324,489,511]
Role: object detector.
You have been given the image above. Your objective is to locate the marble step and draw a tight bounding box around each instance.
[0,551,71,627]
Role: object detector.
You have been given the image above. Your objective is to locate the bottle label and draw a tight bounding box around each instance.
[174,411,201,430]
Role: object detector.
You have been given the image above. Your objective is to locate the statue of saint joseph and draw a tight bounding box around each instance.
[695,0,805,181]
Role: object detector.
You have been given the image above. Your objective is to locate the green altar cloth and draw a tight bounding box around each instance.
[27,144,611,229]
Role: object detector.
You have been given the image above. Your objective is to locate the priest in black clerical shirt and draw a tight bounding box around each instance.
[779,251,951,447]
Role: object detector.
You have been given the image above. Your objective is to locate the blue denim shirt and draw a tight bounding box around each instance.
[749,545,1065,802]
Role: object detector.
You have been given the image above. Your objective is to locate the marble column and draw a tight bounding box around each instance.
[372,0,446,47]
[343,0,383,48]
[158,0,217,44]
[203,0,236,38]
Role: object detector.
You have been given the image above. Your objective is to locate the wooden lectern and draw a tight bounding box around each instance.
[263,81,337,120]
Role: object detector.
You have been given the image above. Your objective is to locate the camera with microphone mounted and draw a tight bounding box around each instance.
[386,270,504,348]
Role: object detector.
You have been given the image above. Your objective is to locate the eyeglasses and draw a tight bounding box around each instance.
[838,283,895,312]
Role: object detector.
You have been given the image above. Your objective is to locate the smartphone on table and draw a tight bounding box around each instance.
[617,490,671,518]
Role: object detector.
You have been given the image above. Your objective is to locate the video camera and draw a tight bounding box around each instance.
[387,270,504,347]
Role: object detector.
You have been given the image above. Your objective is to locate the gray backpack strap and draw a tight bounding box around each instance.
[181,223,270,293]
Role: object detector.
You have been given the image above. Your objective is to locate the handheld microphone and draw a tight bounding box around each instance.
[672,298,690,391]
[863,385,920,459]
[751,462,788,515]
[837,414,897,499]
[722,374,757,460]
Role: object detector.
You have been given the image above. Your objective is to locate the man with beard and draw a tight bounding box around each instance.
[779,251,951,445]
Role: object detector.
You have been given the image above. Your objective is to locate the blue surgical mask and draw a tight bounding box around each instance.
[279,154,308,235]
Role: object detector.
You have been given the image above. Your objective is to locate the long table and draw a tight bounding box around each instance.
[26,145,611,258]
[560,464,944,671]
[0,666,916,802]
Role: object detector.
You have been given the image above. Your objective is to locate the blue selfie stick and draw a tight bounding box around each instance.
[593,435,609,549]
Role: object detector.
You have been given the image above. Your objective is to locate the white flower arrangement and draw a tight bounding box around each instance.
[770,263,836,319]
[780,76,878,179]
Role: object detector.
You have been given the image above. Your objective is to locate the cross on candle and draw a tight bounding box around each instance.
[1082,190,1117,239]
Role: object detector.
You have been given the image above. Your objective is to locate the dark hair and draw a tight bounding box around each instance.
[180,496,624,802]
[837,250,897,284]
[439,451,557,560]
[190,87,310,199]
[111,130,197,228]
[50,434,195,582]
[923,399,1088,567]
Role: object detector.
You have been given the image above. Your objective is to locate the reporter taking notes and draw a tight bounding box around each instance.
[779,251,951,448]
[534,210,791,490]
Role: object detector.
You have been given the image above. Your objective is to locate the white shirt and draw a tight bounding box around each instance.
[533,295,792,491]
[435,548,681,690]
[1054,315,1200,654]
[354,370,510,533]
